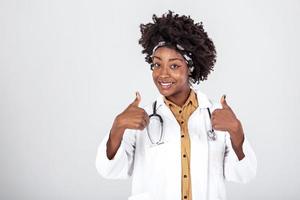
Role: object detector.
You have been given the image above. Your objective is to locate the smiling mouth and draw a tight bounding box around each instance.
[158,81,174,89]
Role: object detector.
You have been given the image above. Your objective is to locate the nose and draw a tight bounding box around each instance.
[158,64,169,77]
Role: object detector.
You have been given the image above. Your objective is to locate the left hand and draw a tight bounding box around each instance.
[211,95,245,159]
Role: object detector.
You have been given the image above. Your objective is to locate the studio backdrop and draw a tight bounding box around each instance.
[0,0,299,199]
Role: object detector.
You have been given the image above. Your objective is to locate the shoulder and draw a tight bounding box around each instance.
[140,92,164,114]
[193,88,222,110]
[141,102,154,115]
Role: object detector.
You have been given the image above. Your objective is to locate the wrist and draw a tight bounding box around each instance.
[229,119,244,147]
[232,144,245,160]
[110,125,125,139]
[230,126,245,161]
[113,115,126,131]
[110,116,126,139]
[229,119,242,134]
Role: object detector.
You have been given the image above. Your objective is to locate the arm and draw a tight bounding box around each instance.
[95,92,149,179]
[211,95,257,183]
[95,127,136,179]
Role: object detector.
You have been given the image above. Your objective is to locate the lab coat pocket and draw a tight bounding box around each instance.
[144,140,178,179]
[145,142,170,166]
[128,193,152,200]
[144,140,177,163]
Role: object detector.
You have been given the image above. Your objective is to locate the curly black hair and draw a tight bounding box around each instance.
[138,10,216,84]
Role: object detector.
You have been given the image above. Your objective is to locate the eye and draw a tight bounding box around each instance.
[150,63,160,71]
[170,64,179,69]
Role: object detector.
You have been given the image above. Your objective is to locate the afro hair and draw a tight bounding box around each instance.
[138,10,217,84]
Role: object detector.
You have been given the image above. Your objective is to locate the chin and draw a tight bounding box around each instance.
[157,88,175,97]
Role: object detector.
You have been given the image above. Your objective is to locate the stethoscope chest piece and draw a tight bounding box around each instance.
[207,129,217,141]
[206,107,217,141]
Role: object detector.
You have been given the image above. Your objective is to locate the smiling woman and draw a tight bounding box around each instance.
[139,10,217,84]
[95,10,257,200]
[151,47,191,106]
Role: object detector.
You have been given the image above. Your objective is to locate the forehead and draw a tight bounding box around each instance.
[152,46,184,60]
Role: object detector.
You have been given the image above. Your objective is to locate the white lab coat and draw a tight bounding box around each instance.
[95,88,257,200]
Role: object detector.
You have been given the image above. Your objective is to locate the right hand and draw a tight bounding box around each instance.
[113,92,150,131]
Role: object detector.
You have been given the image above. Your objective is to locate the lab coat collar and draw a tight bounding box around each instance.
[155,86,212,109]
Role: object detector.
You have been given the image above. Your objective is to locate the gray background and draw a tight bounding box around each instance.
[0,0,299,199]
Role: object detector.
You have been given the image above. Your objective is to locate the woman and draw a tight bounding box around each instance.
[96,11,257,200]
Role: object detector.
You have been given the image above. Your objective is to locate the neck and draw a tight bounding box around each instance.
[165,87,191,107]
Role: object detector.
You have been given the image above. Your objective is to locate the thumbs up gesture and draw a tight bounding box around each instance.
[211,95,245,157]
[112,92,150,131]
[131,91,141,106]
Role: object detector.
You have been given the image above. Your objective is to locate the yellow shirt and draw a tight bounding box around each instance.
[164,89,198,200]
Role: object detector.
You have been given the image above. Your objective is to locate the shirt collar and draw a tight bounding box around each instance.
[156,86,212,110]
[163,88,198,109]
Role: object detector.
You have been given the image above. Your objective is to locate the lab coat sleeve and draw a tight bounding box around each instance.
[223,132,257,183]
[95,129,136,180]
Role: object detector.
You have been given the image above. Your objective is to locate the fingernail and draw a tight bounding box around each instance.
[223,94,226,100]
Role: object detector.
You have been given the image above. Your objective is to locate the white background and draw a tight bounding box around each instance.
[1,0,299,199]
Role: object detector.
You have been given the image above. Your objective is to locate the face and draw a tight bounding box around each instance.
[151,47,190,103]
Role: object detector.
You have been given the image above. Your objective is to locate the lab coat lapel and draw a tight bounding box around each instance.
[194,88,212,200]
[196,107,209,200]
[155,94,178,122]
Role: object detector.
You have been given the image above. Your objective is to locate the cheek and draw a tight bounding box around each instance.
[152,72,158,83]
[152,71,156,80]
[174,70,189,83]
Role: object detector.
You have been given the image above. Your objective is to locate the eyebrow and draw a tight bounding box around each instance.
[152,56,184,62]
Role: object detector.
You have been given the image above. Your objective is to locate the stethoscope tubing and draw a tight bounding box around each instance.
[147,100,216,145]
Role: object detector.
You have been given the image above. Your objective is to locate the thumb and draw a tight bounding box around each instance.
[220,94,229,109]
[131,91,141,107]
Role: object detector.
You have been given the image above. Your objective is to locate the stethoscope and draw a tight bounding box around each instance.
[146,100,216,146]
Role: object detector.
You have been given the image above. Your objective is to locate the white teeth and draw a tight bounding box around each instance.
[161,82,172,86]
[159,82,173,89]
